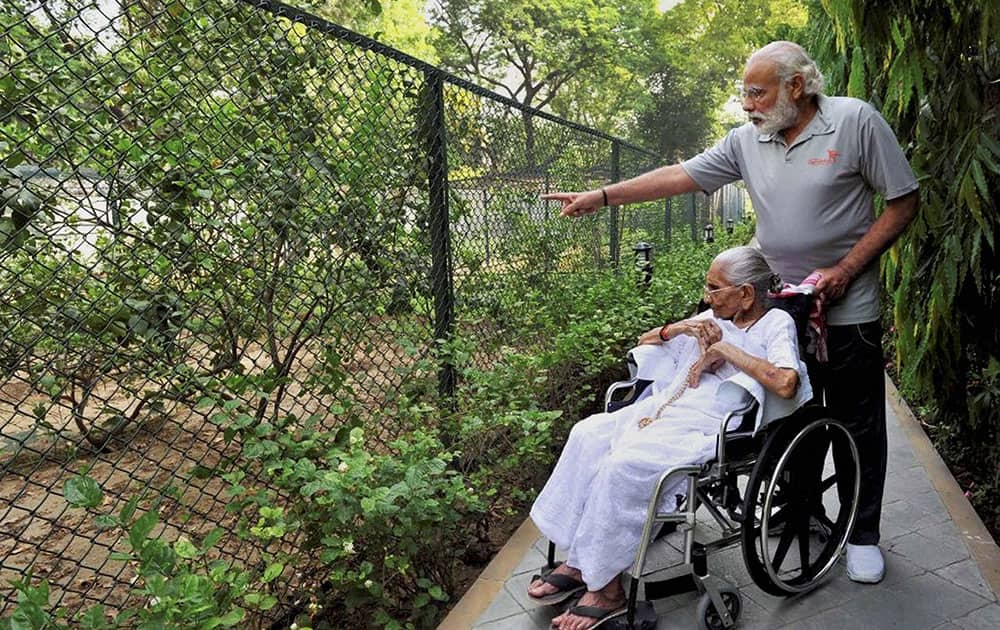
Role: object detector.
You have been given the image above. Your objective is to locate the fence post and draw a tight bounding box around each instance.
[688,193,697,242]
[664,197,671,248]
[609,140,621,269]
[421,71,456,402]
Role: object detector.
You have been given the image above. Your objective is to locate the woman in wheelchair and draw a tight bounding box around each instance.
[528,246,812,630]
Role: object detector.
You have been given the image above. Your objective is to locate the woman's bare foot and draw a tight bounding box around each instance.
[527,564,583,599]
[551,579,626,630]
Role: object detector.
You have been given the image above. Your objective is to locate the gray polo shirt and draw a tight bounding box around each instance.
[681,95,918,325]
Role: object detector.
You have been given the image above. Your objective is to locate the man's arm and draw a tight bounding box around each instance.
[814,189,920,300]
[543,164,702,218]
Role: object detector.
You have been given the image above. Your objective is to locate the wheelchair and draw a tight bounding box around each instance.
[538,294,861,630]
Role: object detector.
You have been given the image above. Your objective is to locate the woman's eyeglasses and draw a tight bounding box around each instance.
[703,284,743,300]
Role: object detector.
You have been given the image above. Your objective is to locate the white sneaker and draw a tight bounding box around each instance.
[846,543,885,583]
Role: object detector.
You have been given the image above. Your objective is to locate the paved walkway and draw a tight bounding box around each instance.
[440,377,1000,629]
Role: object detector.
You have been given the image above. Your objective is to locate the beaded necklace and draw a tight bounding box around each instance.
[636,311,765,430]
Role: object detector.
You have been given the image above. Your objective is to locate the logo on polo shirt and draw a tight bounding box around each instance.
[808,149,841,166]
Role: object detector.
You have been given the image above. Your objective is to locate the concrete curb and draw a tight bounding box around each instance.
[437,518,541,630]
[885,374,1000,599]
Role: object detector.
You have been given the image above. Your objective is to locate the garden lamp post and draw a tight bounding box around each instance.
[726,218,734,234]
[704,223,715,244]
[633,241,653,287]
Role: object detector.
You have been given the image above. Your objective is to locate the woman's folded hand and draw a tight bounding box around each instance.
[672,318,722,351]
[688,342,728,388]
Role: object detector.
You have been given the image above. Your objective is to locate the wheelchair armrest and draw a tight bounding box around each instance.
[716,399,760,468]
[722,398,759,433]
[605,378,653,413]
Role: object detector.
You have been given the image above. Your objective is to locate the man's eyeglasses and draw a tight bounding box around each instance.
[739,86,767,102]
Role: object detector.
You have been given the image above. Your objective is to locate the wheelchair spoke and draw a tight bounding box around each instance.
[769,504,791,530]
[771,520,796,571]
[797,514,812,577]
[819,474,837,493]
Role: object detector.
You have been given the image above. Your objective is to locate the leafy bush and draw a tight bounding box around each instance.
[1,475,269,630]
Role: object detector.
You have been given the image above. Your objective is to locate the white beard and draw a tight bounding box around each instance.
[750,87,799,136]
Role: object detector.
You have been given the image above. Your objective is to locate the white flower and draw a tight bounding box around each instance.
[337,461,349,473]
[364,579,374,589]
[290,624,298,630]
[348,428,363,446]
[343,541,355,554]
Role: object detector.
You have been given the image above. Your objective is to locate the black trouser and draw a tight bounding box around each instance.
[804,321,887,546]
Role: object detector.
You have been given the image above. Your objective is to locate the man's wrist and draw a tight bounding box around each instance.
[836,259,860,279]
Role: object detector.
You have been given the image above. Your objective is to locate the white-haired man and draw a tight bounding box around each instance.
[545,41,919,587]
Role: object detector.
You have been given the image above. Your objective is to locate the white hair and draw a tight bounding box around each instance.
[748,41,826,96]
[713,246,781,304]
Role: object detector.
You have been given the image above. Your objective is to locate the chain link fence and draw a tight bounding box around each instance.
[0,0,746,620]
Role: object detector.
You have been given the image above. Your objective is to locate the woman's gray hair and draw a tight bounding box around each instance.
[713,246,782,304]
[748,41,825,96]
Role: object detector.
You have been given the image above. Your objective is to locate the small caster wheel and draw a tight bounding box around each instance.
[696,585,742,630]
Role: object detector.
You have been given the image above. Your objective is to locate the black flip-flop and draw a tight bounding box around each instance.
[528,562,587,606]
[555,601,627,628]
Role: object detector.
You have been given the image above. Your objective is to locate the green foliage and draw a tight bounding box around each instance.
[64,475,103,508]
[635,0,809,157]
[310,0,437,62]
[806,0,1000,529]
[429,0,663,154]
[4,480,263,630]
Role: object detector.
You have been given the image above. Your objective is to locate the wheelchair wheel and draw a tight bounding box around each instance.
[741,408,860,596]
[696,584,742,630]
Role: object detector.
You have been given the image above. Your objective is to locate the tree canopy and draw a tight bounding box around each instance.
[428,0,810,156]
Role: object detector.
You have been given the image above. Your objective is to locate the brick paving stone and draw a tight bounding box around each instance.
[473,611,546,629]
[951,602,1000,630]
[524,605,560,629]
[655,592,770,630]
[887,531,970,572]
[883,464,937,503]
[934,558,997,602]
[512,547,548,577]
[473,587,525,625]
[881,496,952,539]
[503,571,544,612]
[880,572,990,623]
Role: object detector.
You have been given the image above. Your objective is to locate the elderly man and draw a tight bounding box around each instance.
[544,41,919,585]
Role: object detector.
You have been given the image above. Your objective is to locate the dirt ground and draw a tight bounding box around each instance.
[0,323,435,621]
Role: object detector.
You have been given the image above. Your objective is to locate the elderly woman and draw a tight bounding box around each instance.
[528,246,812,630]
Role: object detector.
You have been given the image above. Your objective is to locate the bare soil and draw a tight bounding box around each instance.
[0,322,435,621]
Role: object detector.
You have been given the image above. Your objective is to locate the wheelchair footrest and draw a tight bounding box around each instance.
[643,573,699,600]
[607,600,658,630]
